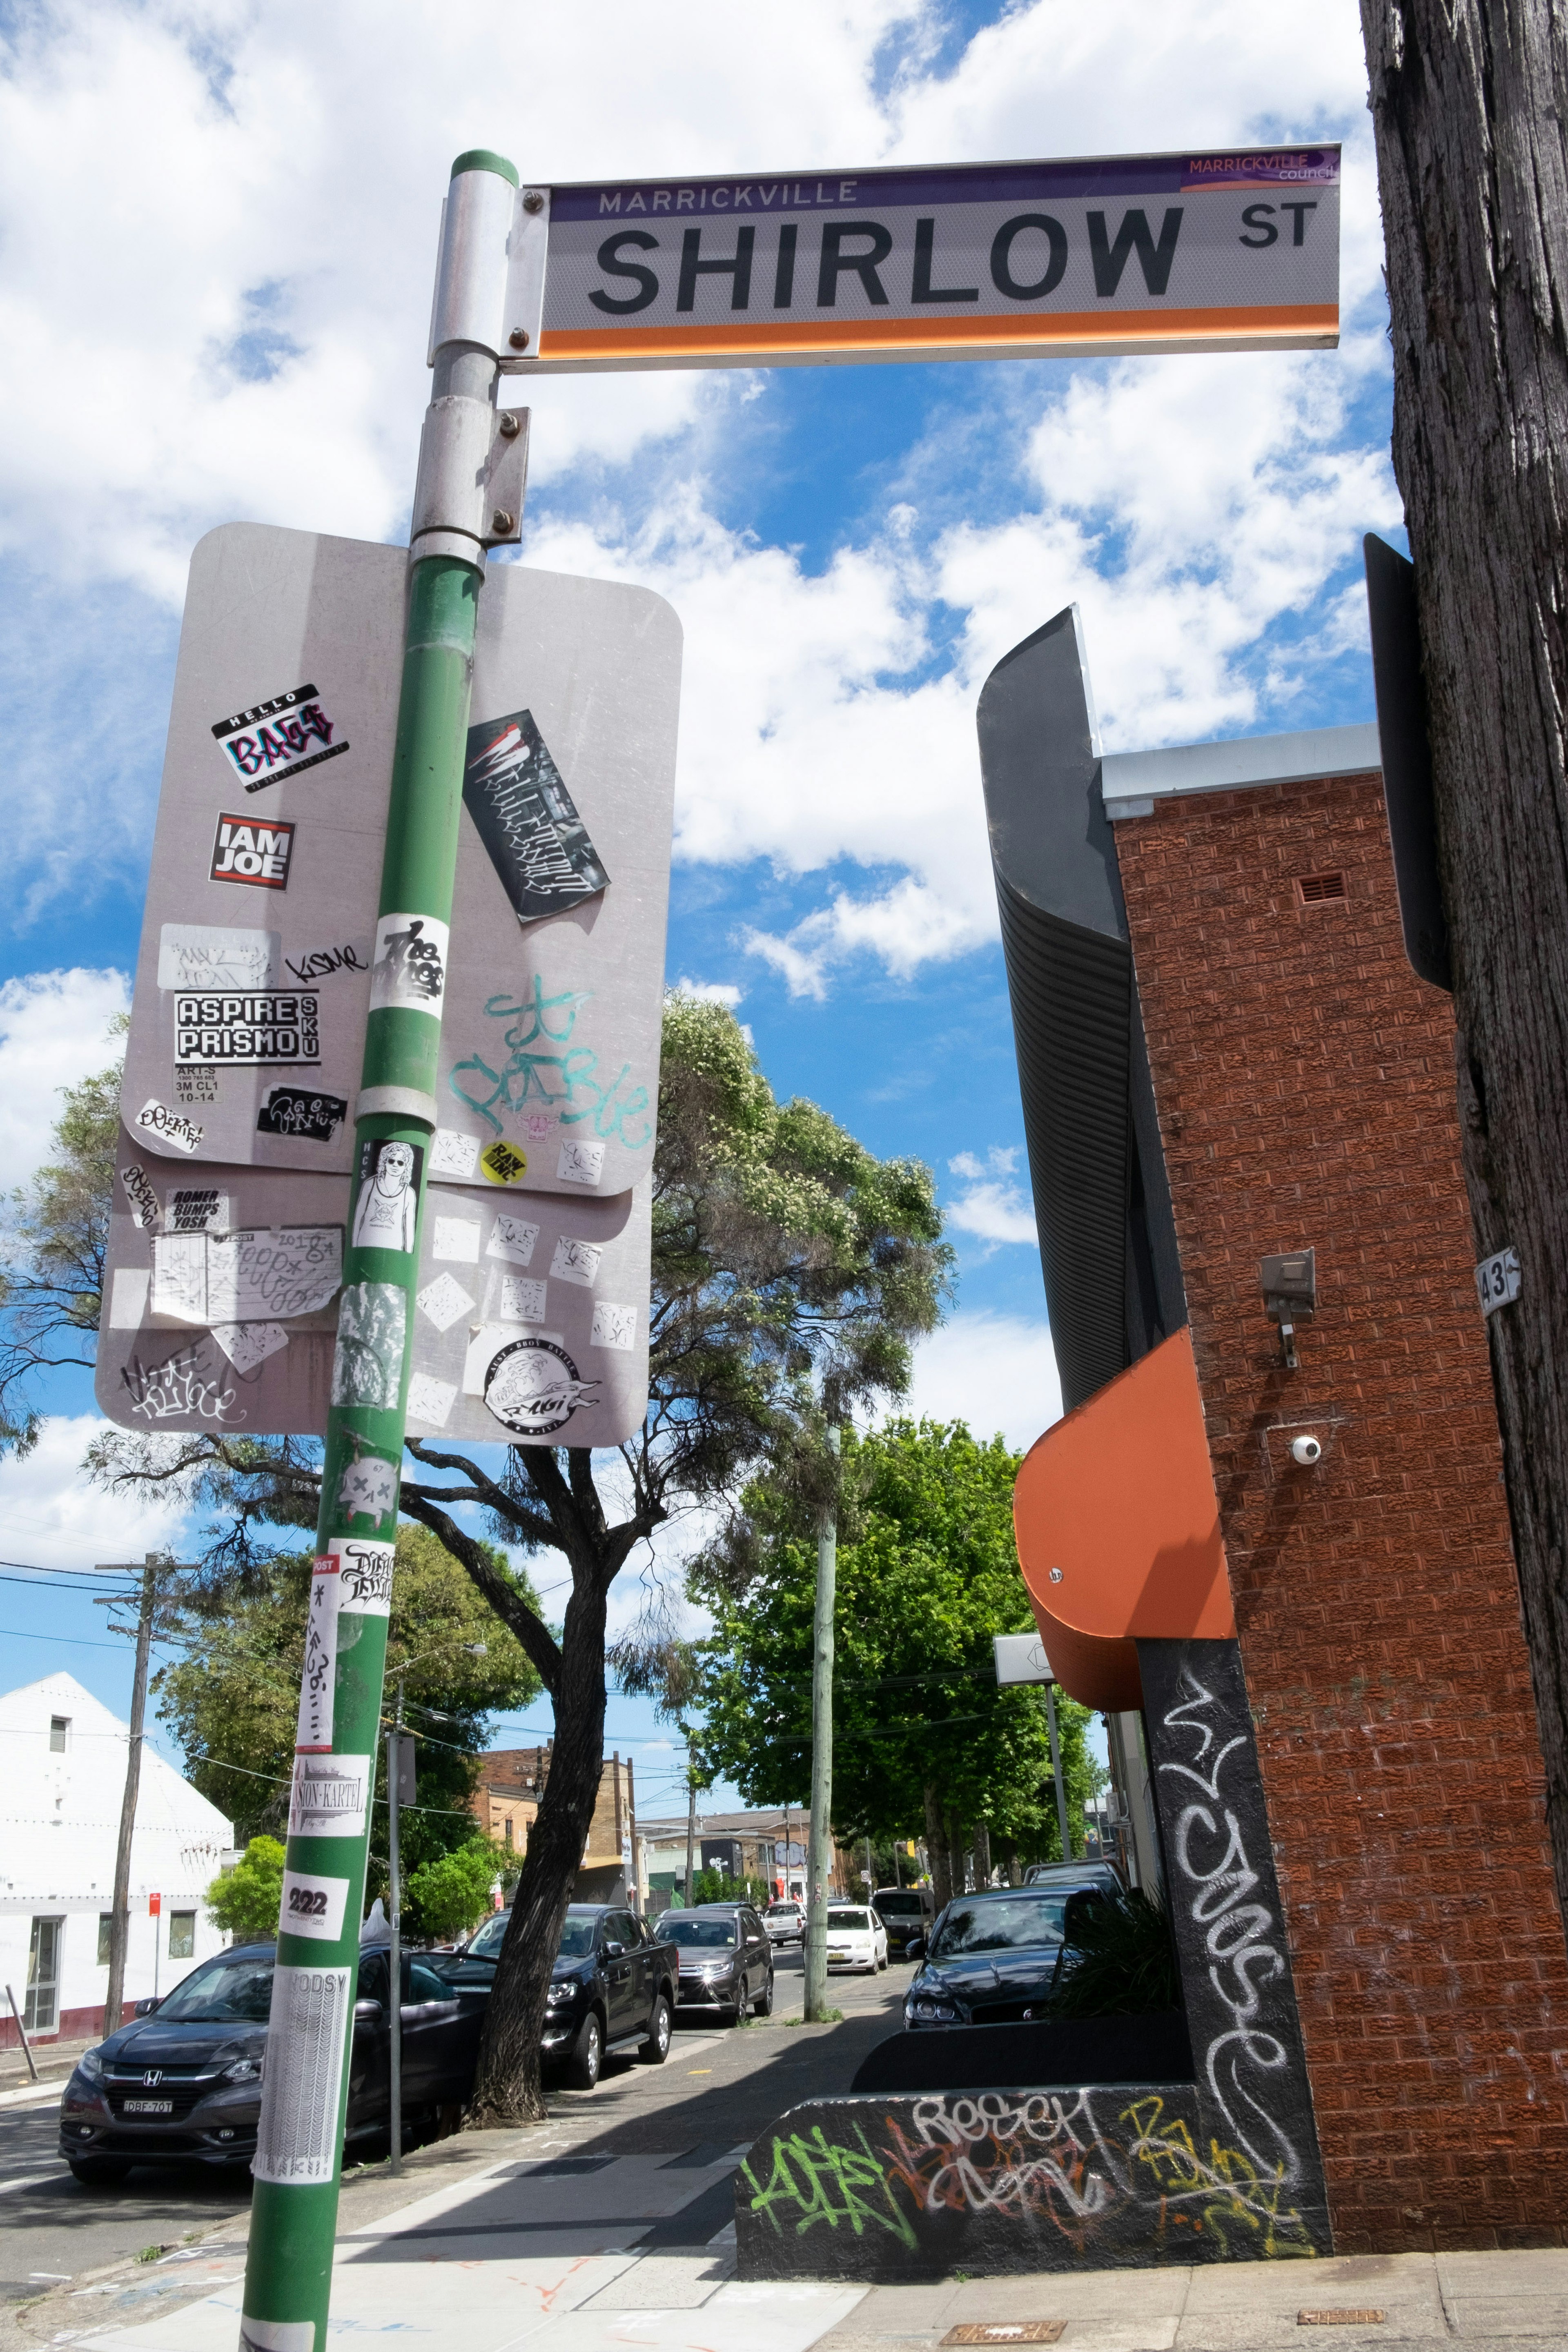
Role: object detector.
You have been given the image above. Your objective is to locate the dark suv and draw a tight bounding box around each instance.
[434,1903,677,2091]
[659,1903,773,2021]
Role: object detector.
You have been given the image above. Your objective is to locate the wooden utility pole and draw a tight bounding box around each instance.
[98,1553,193,2033]
[802,1427,840,2021]
[1360,0,1568,1927]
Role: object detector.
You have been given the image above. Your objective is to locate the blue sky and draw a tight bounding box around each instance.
[0,0,1397,1829]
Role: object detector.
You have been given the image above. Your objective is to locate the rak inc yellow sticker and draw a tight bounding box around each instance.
[479,1140,528,1186]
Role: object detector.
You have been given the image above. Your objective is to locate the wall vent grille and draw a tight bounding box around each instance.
[1296,871,1348,906]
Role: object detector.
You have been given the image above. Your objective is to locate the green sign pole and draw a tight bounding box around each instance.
[238,149,519,2352]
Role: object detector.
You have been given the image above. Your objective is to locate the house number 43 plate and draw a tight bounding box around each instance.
[1475,1245,1521,1317]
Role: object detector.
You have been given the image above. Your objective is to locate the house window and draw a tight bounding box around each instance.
[24,1916,63,2032]
[168,1911,196,1960]
[98,1913,114,1966]
[49,1717,69,1753]
[504,1818,514,1849]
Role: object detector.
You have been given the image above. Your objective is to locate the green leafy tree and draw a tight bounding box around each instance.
[690,1419,1100,1905]
[0,1020,125,1452]
[156,1527,542,1909]
[206,1835,287,1942]
[92,999,950,2125]
[406,1839,510,1943]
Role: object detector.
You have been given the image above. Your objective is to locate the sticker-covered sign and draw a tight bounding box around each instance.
[118,528,677,1191]
[516,148,1340,374]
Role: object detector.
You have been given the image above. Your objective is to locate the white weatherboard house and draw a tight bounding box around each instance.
[0,1671,234,2049]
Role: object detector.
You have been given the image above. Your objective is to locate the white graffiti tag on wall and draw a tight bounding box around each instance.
[1157,1666,1304,2197]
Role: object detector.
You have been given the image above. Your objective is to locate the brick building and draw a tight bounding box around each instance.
[985,610,1568,2252]
[470,1747,638,1903]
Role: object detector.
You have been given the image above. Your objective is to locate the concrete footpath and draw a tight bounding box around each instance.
[10,2116,1568,2352]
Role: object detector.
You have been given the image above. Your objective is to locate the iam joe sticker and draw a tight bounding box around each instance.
[212,813,295,890]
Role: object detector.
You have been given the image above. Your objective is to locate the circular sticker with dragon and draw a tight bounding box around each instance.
[483,1337,599,1437]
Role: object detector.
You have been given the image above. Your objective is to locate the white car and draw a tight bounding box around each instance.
[764,1901,805,1946]
[824,1904,888,1973]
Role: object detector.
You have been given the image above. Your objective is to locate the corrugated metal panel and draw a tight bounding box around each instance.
[996,875,1131,1410]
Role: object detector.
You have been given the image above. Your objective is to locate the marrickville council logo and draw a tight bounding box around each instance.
[212,813,295,890]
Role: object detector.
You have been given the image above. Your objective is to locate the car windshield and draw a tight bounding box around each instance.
[466,1911,509,1960]
[829,1909,871,1931]
[662,1916,736,1948]
[929,1895,1070,1958]
[152,1954,275,2024]
[766,1903,800,1917]
[875,1891,925,1917]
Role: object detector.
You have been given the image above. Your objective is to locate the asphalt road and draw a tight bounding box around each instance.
[0,1942,912,2304]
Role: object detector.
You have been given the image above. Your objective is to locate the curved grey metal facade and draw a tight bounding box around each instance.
[978,606,1184,1413]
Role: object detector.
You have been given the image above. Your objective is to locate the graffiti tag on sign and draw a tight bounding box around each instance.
[257,1086,348,1142]
[448,978,652,1149]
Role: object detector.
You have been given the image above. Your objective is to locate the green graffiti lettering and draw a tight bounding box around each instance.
[742,2122,915,2247]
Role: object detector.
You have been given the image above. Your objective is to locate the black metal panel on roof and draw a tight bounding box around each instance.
[978,606,1185,1414]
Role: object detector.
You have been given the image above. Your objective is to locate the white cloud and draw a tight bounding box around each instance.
[945,1147,1038,1248]
[0,1414,191,1570]
[0,970,130,1191]
[901,1311,1063,1454]
[670,978,745,1009]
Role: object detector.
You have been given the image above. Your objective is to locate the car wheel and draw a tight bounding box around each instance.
[67,2157,131,2185]
[641,1991,673,2065]
[566,2009,603,2090]
[752,1973,773,2017]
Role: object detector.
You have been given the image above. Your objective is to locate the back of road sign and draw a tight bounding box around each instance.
[120,525,679,1204]
[101,523,680,1449]
[512,147,1340,373]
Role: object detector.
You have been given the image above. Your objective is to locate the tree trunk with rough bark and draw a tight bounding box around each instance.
[1360,0,1568,1934]
[923,1784,952,1908]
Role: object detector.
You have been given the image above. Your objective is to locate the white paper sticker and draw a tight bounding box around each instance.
[416,1271,475,1332]
[330,1283,406,1410]
[158,922,280,993]
[331,1535,394,1615]
[336,1452,398,1525]
[240,2319,316,2352]
[557,1137,605,1186]
[429,1128,479,1179]
[405,1372,457,1428]
[500,1274,547,1323]
[109,1268,149,1330]
[136,1099,203,1154]
[252,1965,352,2185]
[433,1216,481,1263]
[369,911,448,1014]
[295,1559,339,1753]
[120,1165,161,1229]
[150,1227,343,1323]
[549,1236,601,1287]
[590,1301,638,1352]
[210,1320,290,1374]
[279,1869,350,1944]
[486,1210,540,1266]
[288,1752,371,1838]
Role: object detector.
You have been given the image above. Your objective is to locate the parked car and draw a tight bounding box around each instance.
[902,1882,1112,2029]
[432,1903,677,2090]
[659,1904,774,2020]
[56,1941,485,2182]
[763,1899,806,1946]
[1023,1859,1123,1891]
[825,1903,888,1973]
[871,1885,933,1959]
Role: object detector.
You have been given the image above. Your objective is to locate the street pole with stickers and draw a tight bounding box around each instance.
[238,149,524,2352]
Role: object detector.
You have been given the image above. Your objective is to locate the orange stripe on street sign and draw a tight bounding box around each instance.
[537,303,1339,366]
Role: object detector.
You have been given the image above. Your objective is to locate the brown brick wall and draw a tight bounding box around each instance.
[1116,769,1568,2251]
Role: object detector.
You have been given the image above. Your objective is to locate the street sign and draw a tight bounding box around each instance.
[994,1630,1054,1685]
[504,147,1339,374]
[120,525,679,1207]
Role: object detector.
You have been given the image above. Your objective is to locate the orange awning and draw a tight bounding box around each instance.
[1014,1327,1234,1711]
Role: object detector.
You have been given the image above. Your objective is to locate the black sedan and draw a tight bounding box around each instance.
[432,1903,678,2091]
[902,1883,1109,2028]
[659,1905,773,2021]
[57,1942,483,2182]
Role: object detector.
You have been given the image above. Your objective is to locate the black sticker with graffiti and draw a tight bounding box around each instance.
[257,1085,349,1142]
[483,1336,601,1437]
[463,708,610,926]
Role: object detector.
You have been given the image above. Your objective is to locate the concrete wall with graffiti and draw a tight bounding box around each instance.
[735,2077,1329,2279]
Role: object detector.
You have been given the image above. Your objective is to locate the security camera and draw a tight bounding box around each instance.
[1290,1434,1323,1467]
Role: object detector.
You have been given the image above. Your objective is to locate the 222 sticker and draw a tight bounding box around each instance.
[279,1870,350,1944]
